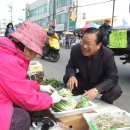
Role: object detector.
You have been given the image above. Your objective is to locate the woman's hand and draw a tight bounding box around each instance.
[40,85,55,94]
[51,91,63,104]
[67,76,78,91]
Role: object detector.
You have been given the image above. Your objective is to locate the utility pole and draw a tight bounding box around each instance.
[67,0,71,31]
[7,0,13,22]
[111,0,115,29]
[11,0,12,22]
[53,0,56,26]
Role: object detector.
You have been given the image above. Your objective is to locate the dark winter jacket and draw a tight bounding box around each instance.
[64,44,118,94]
[99,24,111,46]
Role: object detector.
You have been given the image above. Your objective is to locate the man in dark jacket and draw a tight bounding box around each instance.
[99,19,111,47]
[63,27,122,104]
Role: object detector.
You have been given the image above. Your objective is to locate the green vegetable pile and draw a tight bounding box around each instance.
[42,78,64,90]
[53,96,89,112]
[58,88,73,97]
[53,100,76,112]
[75,99,89,109]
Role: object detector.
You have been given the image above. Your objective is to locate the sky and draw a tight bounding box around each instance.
[0,0,36,26]
[78,0,130,26]
[0,0,130,27]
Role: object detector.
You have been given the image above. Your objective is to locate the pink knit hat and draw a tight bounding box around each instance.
[10,20,47,56]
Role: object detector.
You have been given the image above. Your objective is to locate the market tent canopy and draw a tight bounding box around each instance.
[74,22,99,31]
[73,27,81,31]
[81,22,99,31]
[113,17,130,28]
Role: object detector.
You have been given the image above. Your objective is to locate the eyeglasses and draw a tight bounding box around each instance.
[80,40,96,47]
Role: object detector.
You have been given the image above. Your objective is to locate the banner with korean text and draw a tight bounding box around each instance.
[109,30,127,48]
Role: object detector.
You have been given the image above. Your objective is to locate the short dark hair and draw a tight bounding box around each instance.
[7,23,14,29]
[83,27,103,44]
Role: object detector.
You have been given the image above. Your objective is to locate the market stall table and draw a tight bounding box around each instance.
[30,98,126,130]
[58,98,126,130]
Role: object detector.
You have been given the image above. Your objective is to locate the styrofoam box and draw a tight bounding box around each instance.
[83,111,130,130]
[50,100,96,118]
[28,61,43,73]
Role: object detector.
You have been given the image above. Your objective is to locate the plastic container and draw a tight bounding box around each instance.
[50,96,96,118]
[83,111,130,130]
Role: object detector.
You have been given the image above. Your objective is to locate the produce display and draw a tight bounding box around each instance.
[93,114,130,130]
[42,79,73,96]
[43,79,95,116]
[53,99,77,112]
[52,96,89,112]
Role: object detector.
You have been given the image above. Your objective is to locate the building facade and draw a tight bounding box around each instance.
[26,0,76,31]
[26,0,49,27]
[26,0,130,31]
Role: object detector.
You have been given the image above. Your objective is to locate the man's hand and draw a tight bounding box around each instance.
[83,88,99,100]
[67,76,78,91]
[40,85,55,94]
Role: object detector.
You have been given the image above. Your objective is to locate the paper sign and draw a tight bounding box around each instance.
[109,30,127,48]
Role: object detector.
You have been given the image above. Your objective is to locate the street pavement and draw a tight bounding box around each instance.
[35,48,130,112]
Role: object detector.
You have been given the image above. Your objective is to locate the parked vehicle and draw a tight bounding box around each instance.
[41,31,60,62]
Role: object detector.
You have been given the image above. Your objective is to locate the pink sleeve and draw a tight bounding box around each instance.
[0,59,52,111]
[31,81,40,91]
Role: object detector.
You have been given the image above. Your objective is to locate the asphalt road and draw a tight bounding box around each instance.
[35,48,130,112]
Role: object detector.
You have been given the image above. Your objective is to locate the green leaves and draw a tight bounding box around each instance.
[42,78,64,89]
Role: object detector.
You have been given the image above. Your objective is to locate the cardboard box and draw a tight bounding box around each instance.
[59,114,89,130]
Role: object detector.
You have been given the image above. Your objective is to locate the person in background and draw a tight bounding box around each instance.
[63,27,122,104]
[0,21,62,130]
[65,35,70,49]
[99,19,111,47]
[69,35,75,47]
[5,23,15,39]
[70,36,81,47]
[59,38,64,47]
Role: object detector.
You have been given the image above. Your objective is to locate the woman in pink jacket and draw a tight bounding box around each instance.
[0,21,62,130]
